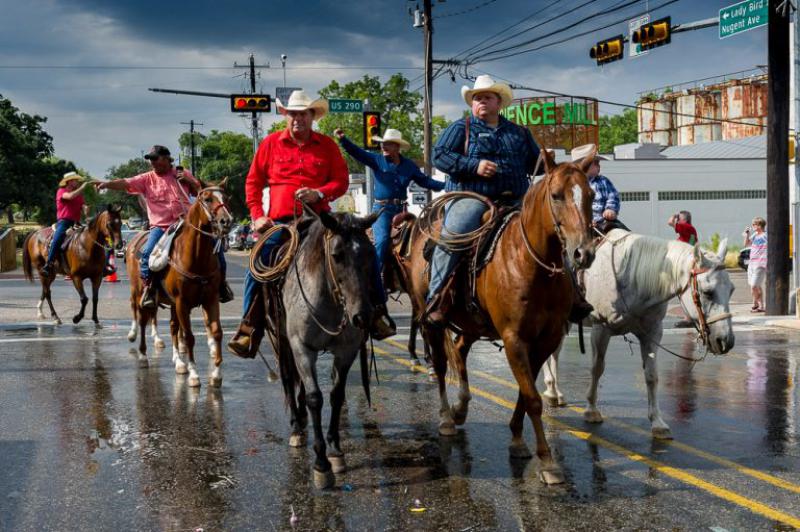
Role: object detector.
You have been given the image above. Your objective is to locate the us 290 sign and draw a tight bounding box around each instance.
[328,99,363,113]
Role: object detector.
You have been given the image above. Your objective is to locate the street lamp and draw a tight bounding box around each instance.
[281,54,287,88]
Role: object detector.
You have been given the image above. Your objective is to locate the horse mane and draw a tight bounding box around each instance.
[615,231,694,300]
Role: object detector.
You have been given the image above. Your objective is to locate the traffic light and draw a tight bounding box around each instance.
[230,94,271,113]
[632,16,671,51]
[589,35,624,65]
[363,112,381,150]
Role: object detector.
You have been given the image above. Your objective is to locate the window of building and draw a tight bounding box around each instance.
[657,190,766,201]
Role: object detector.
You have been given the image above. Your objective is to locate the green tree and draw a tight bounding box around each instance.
[180,130,253,219]
[0,94,55,223]
[598,108,638,153]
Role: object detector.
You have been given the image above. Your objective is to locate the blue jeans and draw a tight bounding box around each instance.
[243,221,288,312]
[372,202,403,303]
[140,227,165,281]
[426,197,489,302]
[47,219,75,265]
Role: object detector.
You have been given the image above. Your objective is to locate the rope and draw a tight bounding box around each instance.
[249,225,300,283]
[416,191,497,252]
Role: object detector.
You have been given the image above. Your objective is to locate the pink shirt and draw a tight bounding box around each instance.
[56,187,84,222]
[125,169,200,229]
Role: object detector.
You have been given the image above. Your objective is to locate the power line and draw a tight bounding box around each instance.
[462,0,604,61]
[437,0,500,19]
[471,0,681,63]
[0,65,423,71]
[467,67,767,129]
[469,0,649,63]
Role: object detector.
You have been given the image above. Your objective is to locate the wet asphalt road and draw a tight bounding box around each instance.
[0,312,799,531]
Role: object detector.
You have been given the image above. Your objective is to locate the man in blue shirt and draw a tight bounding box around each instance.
[571,144,624,232]
[426,75,542,325]
[336,127,444,336]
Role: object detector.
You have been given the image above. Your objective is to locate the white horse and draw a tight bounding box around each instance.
[542,230,735,439]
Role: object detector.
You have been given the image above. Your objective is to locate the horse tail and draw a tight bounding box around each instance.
[359,340,372,407]
[443,331,460,376]
[22,232,35,282]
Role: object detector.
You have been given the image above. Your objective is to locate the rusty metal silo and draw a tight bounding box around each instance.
[720,76,768,140]
[675,89,722,145]
[637,99,675,146]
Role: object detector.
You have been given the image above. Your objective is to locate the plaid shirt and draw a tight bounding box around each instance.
[433,115,539,199]
[589,174,620,222]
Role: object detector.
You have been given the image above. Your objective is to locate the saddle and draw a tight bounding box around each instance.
[148,220,184,272]
[390,212,417,259]
[41,224,84,252]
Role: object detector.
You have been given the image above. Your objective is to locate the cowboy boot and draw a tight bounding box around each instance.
[370,304,396,340]
[227,292,265,359]
[219,280,234,304]
[140,278,157,309]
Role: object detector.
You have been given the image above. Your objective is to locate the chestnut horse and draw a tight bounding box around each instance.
[23,206,123,326]
[126,182,233,388]
[404,149,596,484]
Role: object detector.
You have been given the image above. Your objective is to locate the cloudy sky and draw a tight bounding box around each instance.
[0,0,766,177]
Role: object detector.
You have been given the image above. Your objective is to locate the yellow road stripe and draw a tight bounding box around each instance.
[382,337,800,496]
[374,345,800,529]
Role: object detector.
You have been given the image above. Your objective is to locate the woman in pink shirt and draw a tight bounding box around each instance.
[42,172,90,277]
[97,146,233,308]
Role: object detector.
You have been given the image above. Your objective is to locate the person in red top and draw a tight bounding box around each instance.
[668,210,698,245]
[228,90,394,357]
[42,172,91,277]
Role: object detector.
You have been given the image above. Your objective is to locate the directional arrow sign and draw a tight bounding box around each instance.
[719,0,768,39]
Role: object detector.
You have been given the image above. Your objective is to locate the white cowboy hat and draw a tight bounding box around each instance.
[570,143,609,162]
[59,171,84,187]
[461,74,514,109]
[276,90,328,119]
[372,128,411,151]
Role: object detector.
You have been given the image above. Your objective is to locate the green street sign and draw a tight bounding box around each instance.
[328,99,363,113]
[719,0,768,39]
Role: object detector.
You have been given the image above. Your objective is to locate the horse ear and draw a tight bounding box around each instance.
[578,148,597,174]
[196,178,209,190]
[217,176,229,189]
[716,237,728,263]
[357,210,381,230]
[541,147,555,174]
[693,242,708,267]
[318,210,341,232]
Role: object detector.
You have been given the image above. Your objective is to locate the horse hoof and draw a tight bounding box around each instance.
[450,408,468,426]
[289,432,307,448]
[313,469,335,490]
[583,410,604,424]
[544,395,566,408]
[427,369,437,383]
[539,467,565,485]
[508,443,533,460]
[94,321,103,329]
[652,427,673,440]
[54,318,62,326]
[72,315,82,324]
[175,363,188,375]
[127,331,136,343]
[328,455,346,474]
[188,376,201,388]
[154,338,166,349]
[209,376,223,388]
[438,421,457,437]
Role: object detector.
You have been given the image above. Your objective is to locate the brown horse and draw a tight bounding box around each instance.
[126,181,233,388]
[23,206,123,326]
[403,149,596,484]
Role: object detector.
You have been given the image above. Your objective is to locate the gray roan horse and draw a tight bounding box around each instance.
[542,230,734,439]
[276,208,379,490]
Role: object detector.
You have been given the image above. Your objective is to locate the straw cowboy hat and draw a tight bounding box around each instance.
[372,128,411,151]
[59,171,84,187]
[570,143,609,162]
[276,90,328,119]
[461,74,514,108]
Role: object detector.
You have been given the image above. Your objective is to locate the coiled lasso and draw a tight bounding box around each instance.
[416,191,498,252]
[248,224,300,283]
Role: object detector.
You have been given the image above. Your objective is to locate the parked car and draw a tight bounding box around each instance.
[229,223,253,250]
[738,247,750,271]
[118,229,140,259]
[127,217,145,230]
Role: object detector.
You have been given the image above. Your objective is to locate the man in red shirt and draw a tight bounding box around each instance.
[42,172,91,277]
[668,211,698,245]
[228,90,395,357]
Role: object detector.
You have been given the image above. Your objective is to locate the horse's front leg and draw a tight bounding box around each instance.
[90,275,102,327]
[70,276,89,324]
[450,334,475,426]
[202,304,223,388]
[291,340,332,489]
[170,306,187,375]
[636,325,672,440]
[584,324,611,423]
[136,307,151,367]
[175,302,198,386]
[426,326,456,436]
[326,351,353,474]
[151,316,165,349]
[408,319,421,366]
[542,337,567,407]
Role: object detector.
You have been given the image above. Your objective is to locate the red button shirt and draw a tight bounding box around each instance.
[245,129,349,221]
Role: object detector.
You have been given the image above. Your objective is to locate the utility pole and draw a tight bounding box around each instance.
[180,119,203,174]
[766,0,790,315]
[793,7,800,313]
[422,0,434,179]
[234,54,269,154]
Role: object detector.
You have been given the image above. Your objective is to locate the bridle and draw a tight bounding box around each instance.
[680,264,732,348]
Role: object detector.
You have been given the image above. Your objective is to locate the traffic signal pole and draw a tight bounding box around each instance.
[766,0,791,315]
[423,0,433,180]
[233,54,270,154]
